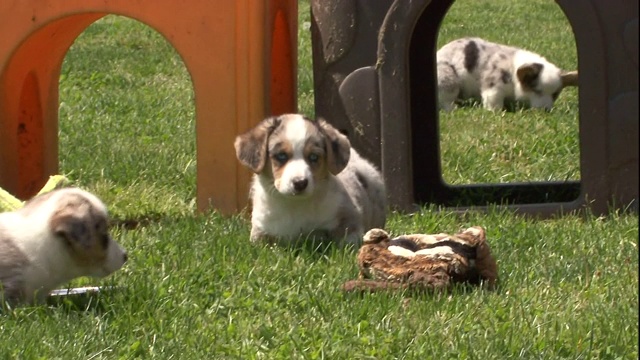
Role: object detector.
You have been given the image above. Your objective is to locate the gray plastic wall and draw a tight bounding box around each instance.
[311,0,638,216]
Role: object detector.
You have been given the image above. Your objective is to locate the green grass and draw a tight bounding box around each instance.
[1,0,637,359]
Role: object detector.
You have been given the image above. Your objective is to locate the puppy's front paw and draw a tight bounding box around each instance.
[249,229,277,245]
[481,95,505,112]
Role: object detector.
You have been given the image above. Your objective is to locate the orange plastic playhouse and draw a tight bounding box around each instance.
[0,0,297,214]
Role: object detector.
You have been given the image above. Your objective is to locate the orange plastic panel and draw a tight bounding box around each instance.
[0,0,297,214]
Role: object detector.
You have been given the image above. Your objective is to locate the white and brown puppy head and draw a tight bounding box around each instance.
[235,114,351,197]
[514,52,578,110]
[21,188,128,278]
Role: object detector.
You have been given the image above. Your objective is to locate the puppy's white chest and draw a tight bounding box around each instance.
[251,186,342,239]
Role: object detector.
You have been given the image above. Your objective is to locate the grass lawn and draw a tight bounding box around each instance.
[1,0,637,359]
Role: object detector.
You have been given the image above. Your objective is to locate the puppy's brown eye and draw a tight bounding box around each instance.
[273,152,288,163]
[308,153,320,163]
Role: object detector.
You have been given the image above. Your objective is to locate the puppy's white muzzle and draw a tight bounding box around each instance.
[276,159,314,196]
[102,239,128,276]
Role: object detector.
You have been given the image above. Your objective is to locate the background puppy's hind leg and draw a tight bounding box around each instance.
[439,92,458,112]
[250,227,278,245]
[437,62,460,112]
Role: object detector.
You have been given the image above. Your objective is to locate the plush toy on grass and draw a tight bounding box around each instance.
[343,226,498,293]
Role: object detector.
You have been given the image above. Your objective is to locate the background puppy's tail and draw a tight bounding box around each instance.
[561,70,579,88]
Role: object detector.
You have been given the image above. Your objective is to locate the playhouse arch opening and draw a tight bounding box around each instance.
[408,0,581,207]
[58,15,197,210]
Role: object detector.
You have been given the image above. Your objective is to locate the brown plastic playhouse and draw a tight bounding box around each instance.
[0,0,297,215]
[311,0,638,216]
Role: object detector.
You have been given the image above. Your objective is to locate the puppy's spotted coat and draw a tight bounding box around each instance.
[437,37,578,111]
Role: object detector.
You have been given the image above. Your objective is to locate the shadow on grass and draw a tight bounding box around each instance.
[452,98,534,112]
[272,234,359,261]
[110,216,162,230]
[108,211,224,230]
[340,278,499,297]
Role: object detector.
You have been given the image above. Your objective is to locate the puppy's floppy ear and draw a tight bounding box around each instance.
[234,116,281,173]
[50,200,92,248]
[516,62,544,90]
[317,118,351,175]
[561,70,578,88]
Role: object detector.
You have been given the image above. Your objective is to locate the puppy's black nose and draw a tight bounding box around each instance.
[292,178,308,192]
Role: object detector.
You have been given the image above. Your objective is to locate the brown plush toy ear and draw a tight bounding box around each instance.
[234,116,282,173]
[317,118,351,175]
[516,62,544,90]
[561,70,579,88]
